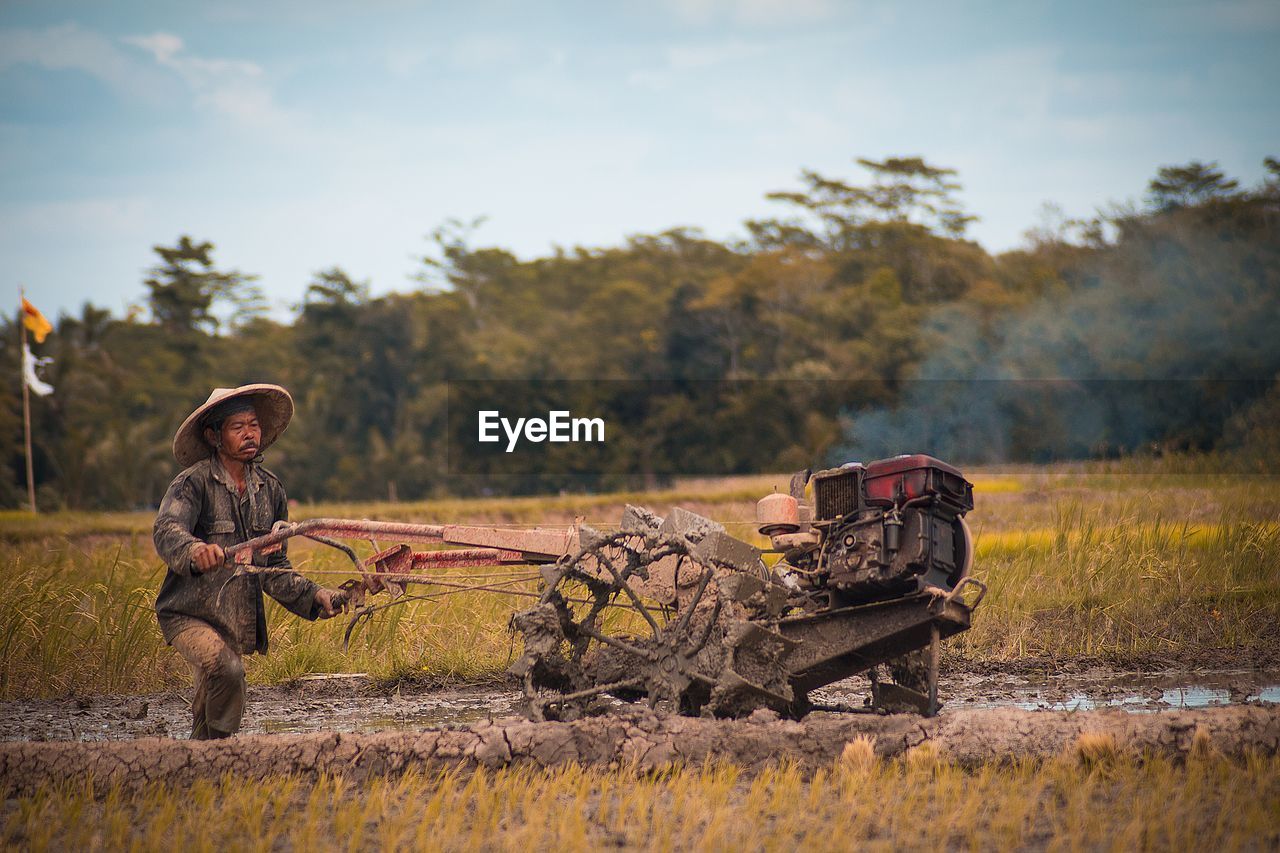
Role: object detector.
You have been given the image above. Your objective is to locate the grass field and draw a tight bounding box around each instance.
[4,747,1278,850]
[2,462,1277,700]
[3,461,1278,849]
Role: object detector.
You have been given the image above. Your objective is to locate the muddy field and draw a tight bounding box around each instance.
[3,470,1279,847]
[5,702,1280,797]
[4,662,1277,744]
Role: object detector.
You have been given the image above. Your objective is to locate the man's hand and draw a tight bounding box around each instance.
[314,588,348,619]
[191,542,226,573]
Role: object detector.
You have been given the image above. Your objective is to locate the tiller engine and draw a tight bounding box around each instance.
[226,454,984,721]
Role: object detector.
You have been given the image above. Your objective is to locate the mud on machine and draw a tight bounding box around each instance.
[225,454,985,720]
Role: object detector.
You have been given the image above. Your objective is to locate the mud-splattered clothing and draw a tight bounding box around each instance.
[170,621,245,738]
[153,455,320,656]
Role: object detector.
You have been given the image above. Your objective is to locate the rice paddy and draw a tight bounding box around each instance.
[3,749,1277,850]
[1,463,1276,700]
[2,462,1277,849]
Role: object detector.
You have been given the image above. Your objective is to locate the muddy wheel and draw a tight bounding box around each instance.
[867,649,938,715]
[510,531,728,721]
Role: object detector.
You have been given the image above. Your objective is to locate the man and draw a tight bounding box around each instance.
[153,384,346,739]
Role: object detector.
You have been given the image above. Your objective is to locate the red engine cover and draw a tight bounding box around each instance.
[863,454,973,511]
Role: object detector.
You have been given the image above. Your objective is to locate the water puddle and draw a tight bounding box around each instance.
[814,669,1280,714]
[0,685,526,743]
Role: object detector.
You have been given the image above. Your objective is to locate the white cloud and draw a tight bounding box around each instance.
[0,22,169,102]
[0,23,292,131]
[121,30,291,131]
[120,32,184,65]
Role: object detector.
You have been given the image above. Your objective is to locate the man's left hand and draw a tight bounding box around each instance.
[314,588,348,619]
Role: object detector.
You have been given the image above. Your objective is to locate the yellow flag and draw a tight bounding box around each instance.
[21,297,52,344]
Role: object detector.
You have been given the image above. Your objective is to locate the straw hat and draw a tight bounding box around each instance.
[172,384,294,467]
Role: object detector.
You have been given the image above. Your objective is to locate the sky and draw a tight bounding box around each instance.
[2,0,1278,322]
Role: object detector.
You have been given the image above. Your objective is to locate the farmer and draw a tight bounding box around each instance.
[153,384,346,739]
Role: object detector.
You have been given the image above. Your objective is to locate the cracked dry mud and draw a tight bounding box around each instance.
[2,705,1278,795]
[3,667,1278,793]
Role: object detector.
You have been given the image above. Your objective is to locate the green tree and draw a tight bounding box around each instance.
[854,156,976,237]
[754,156,990,303]
[756,155,976,249]
[1146,161,1240,212]
[145,236,263,334]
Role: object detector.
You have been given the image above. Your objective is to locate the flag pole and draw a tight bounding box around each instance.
[20,287,36,513]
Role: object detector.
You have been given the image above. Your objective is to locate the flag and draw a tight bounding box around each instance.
[21,297,52,344]
[22,342,53,396]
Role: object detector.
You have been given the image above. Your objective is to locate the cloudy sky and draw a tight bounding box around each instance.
[3,0,1278,320]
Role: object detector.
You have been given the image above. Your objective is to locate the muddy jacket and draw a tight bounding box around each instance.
[153,455,320,655]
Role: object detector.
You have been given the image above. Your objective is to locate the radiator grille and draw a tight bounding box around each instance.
[814,469,861,519]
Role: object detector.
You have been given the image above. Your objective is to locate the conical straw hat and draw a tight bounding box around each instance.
[172,384,294,467]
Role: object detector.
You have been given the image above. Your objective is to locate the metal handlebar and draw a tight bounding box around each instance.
[946,575,987,610]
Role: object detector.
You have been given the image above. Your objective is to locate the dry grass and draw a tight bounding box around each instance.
[838,735,878,774]
[4,463,1278,850]
[1,462,1277,699]
[0,535,532,699]
[3,752,1277,850]
[956,502,1280,661]
[1071,732,1124,768]
[0,538,185,698]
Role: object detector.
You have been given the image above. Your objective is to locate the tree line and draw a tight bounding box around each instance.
[7,155,1279,509]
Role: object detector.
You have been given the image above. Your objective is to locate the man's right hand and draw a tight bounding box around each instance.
[191,542,227,573]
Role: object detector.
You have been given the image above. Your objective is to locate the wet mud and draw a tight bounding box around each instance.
[3,665,1279,794]
[3,705,1278,796]
[3,665,1276,744]
[0,678,524,743]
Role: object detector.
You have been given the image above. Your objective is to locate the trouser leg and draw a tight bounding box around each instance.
[171,622,246,739]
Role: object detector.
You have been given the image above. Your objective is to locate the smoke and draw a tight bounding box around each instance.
[840,207,1280,466]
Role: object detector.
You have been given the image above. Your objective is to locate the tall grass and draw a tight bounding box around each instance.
[959,501,1280,661]
[4,752,1277,849]
[0,535,534,699]
[252,551,530,687]
[0,540,183,698]
[1,466,1277,699]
